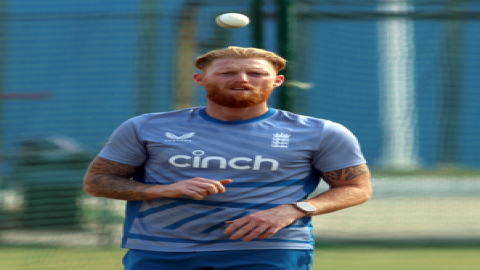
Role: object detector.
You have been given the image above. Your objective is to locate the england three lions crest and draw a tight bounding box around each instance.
[271,133,290,148]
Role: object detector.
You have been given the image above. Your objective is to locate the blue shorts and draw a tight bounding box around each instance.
[123,249,314,270]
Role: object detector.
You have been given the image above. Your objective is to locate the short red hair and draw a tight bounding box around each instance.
[194,46,287,72]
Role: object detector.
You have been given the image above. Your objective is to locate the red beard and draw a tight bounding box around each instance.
[205,83,272,108]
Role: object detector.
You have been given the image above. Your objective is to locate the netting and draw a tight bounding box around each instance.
[1,0,479,265]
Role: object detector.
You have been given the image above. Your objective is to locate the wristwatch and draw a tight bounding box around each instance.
[290,202,316,217]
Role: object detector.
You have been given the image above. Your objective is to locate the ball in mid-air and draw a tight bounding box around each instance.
[215,13,250,29]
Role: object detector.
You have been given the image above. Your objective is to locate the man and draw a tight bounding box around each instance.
[84,46,372,270]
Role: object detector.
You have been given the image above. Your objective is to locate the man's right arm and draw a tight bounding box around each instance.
[84,156,232,201]
[83,156,154,200]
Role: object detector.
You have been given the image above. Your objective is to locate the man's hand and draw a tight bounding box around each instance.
[158,178,232,200]
[223,204,305,242]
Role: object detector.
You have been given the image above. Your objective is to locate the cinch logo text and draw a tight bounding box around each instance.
[168,150,279,171]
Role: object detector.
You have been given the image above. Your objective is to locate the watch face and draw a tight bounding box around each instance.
[297,202,316,212]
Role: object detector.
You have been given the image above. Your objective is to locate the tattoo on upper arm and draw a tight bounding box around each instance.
[88,156,140,178]
[322,164,368,183]
[86,157,149,200]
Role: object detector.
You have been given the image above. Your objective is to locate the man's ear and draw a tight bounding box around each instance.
[193,73,204,86]
[273,75,285,87]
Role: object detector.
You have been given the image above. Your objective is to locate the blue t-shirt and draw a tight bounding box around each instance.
[99,107,366,252]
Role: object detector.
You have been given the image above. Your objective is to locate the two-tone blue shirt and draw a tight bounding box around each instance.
[99,107,366,252]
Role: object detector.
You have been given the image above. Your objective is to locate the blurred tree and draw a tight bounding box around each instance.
[137,0,161,115]
[438,0,465,166]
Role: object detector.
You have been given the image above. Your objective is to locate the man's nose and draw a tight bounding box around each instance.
[234,73,248,82]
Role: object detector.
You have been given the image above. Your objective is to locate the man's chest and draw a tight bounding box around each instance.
[142,128,318,172]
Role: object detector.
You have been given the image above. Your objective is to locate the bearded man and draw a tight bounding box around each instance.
[84,46,372,270]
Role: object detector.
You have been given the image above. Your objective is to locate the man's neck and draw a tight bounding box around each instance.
[205,102,269,121]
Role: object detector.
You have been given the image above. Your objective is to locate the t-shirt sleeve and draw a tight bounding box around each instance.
[98,117,148,166]
[312,121,366,173]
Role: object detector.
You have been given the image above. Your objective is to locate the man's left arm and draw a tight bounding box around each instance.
[223,163,372,241]
[306,163,372,216]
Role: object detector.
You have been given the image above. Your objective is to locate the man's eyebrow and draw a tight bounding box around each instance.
[216,67,239,71]
[244,68,271,73]
[251,70,270,73]
[248,68,268,71]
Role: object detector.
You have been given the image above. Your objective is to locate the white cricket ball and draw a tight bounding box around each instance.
[215,13,250,29]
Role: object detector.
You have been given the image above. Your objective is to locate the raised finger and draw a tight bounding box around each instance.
[218,179,233,190]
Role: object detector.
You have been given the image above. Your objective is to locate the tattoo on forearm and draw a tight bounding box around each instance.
[322,164,368,182]
[90,174,151,200]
